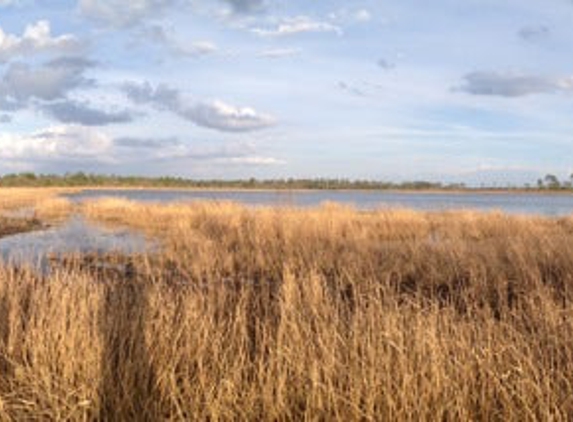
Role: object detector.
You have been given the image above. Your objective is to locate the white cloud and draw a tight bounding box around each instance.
[0,125,113,162]
[0,20,82,62]
[0,125,282,168]
[457,71,573,97]
[183,100,276,132]
[79,0,175,27]
[252,16,342,37]
[123,82,276,132]
[0,57,94,107]
[41,100,135,126]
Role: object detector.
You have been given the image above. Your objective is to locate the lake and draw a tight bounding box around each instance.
[66,189,573,216]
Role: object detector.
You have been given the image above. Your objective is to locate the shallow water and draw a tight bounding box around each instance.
[66,189,573,216]
[0,215,153,272]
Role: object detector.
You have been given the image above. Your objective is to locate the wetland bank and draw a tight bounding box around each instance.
[0,187,572,420]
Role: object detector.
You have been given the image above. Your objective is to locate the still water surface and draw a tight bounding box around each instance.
[66,189,573,216]
[0,216,152,272]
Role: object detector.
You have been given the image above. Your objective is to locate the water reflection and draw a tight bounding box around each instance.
[0,216,153,272]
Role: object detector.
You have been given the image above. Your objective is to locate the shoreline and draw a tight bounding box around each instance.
[45,186,573,196]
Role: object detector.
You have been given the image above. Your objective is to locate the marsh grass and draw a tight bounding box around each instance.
[0,217,43,239]
[0,188,73,212]
[0,188,75,226]
[0,197,572,420]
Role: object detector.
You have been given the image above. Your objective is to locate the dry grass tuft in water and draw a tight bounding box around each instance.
[0,188,75,225]
[0,216,43,238]
[0,197,572,420]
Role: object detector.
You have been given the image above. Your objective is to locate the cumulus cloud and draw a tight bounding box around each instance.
[183,100,275,131]
[0,57,95,108]
[0,125,113,162]
[0,20,82,63]
[0,124,283,170]
[123,81,276,132]
[123,82,180,109]
[79,0,176,27]
[252,16,342,37]
[456,71,573,97]
[518,25,550,42]
[41,100,135,126]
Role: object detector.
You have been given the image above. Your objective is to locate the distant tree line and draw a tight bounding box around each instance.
[0,172,467,190]
[535,174,573,190]
[0,172,571,191]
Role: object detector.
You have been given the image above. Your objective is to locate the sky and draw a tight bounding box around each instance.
[0,0,572,185]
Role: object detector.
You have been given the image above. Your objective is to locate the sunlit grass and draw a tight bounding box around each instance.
[0,193,572,420]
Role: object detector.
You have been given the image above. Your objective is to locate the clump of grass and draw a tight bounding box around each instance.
[33,197,75,223]
[0,189,74,237]
[0,216,43,238]
[0,196,572,420]
[0,188,74,213]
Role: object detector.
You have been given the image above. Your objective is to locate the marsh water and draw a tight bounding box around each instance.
[0,216,152,272]
[1,189,572,271]
[66,189,573,216]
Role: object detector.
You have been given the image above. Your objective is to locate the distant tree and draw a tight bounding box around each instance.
[537,178,544,189]
[544,174,560,189]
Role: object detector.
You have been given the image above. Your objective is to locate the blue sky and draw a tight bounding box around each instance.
[0,0,572,184]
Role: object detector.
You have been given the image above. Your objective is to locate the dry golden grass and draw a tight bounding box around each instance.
[0,188,75,225]
[0,188,70,211]
[32,197,75,223]
[0,195,572,420]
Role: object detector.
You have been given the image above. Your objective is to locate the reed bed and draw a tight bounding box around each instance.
[0,188,73,212]
[0,188,75,226]
[0,197,572,420]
